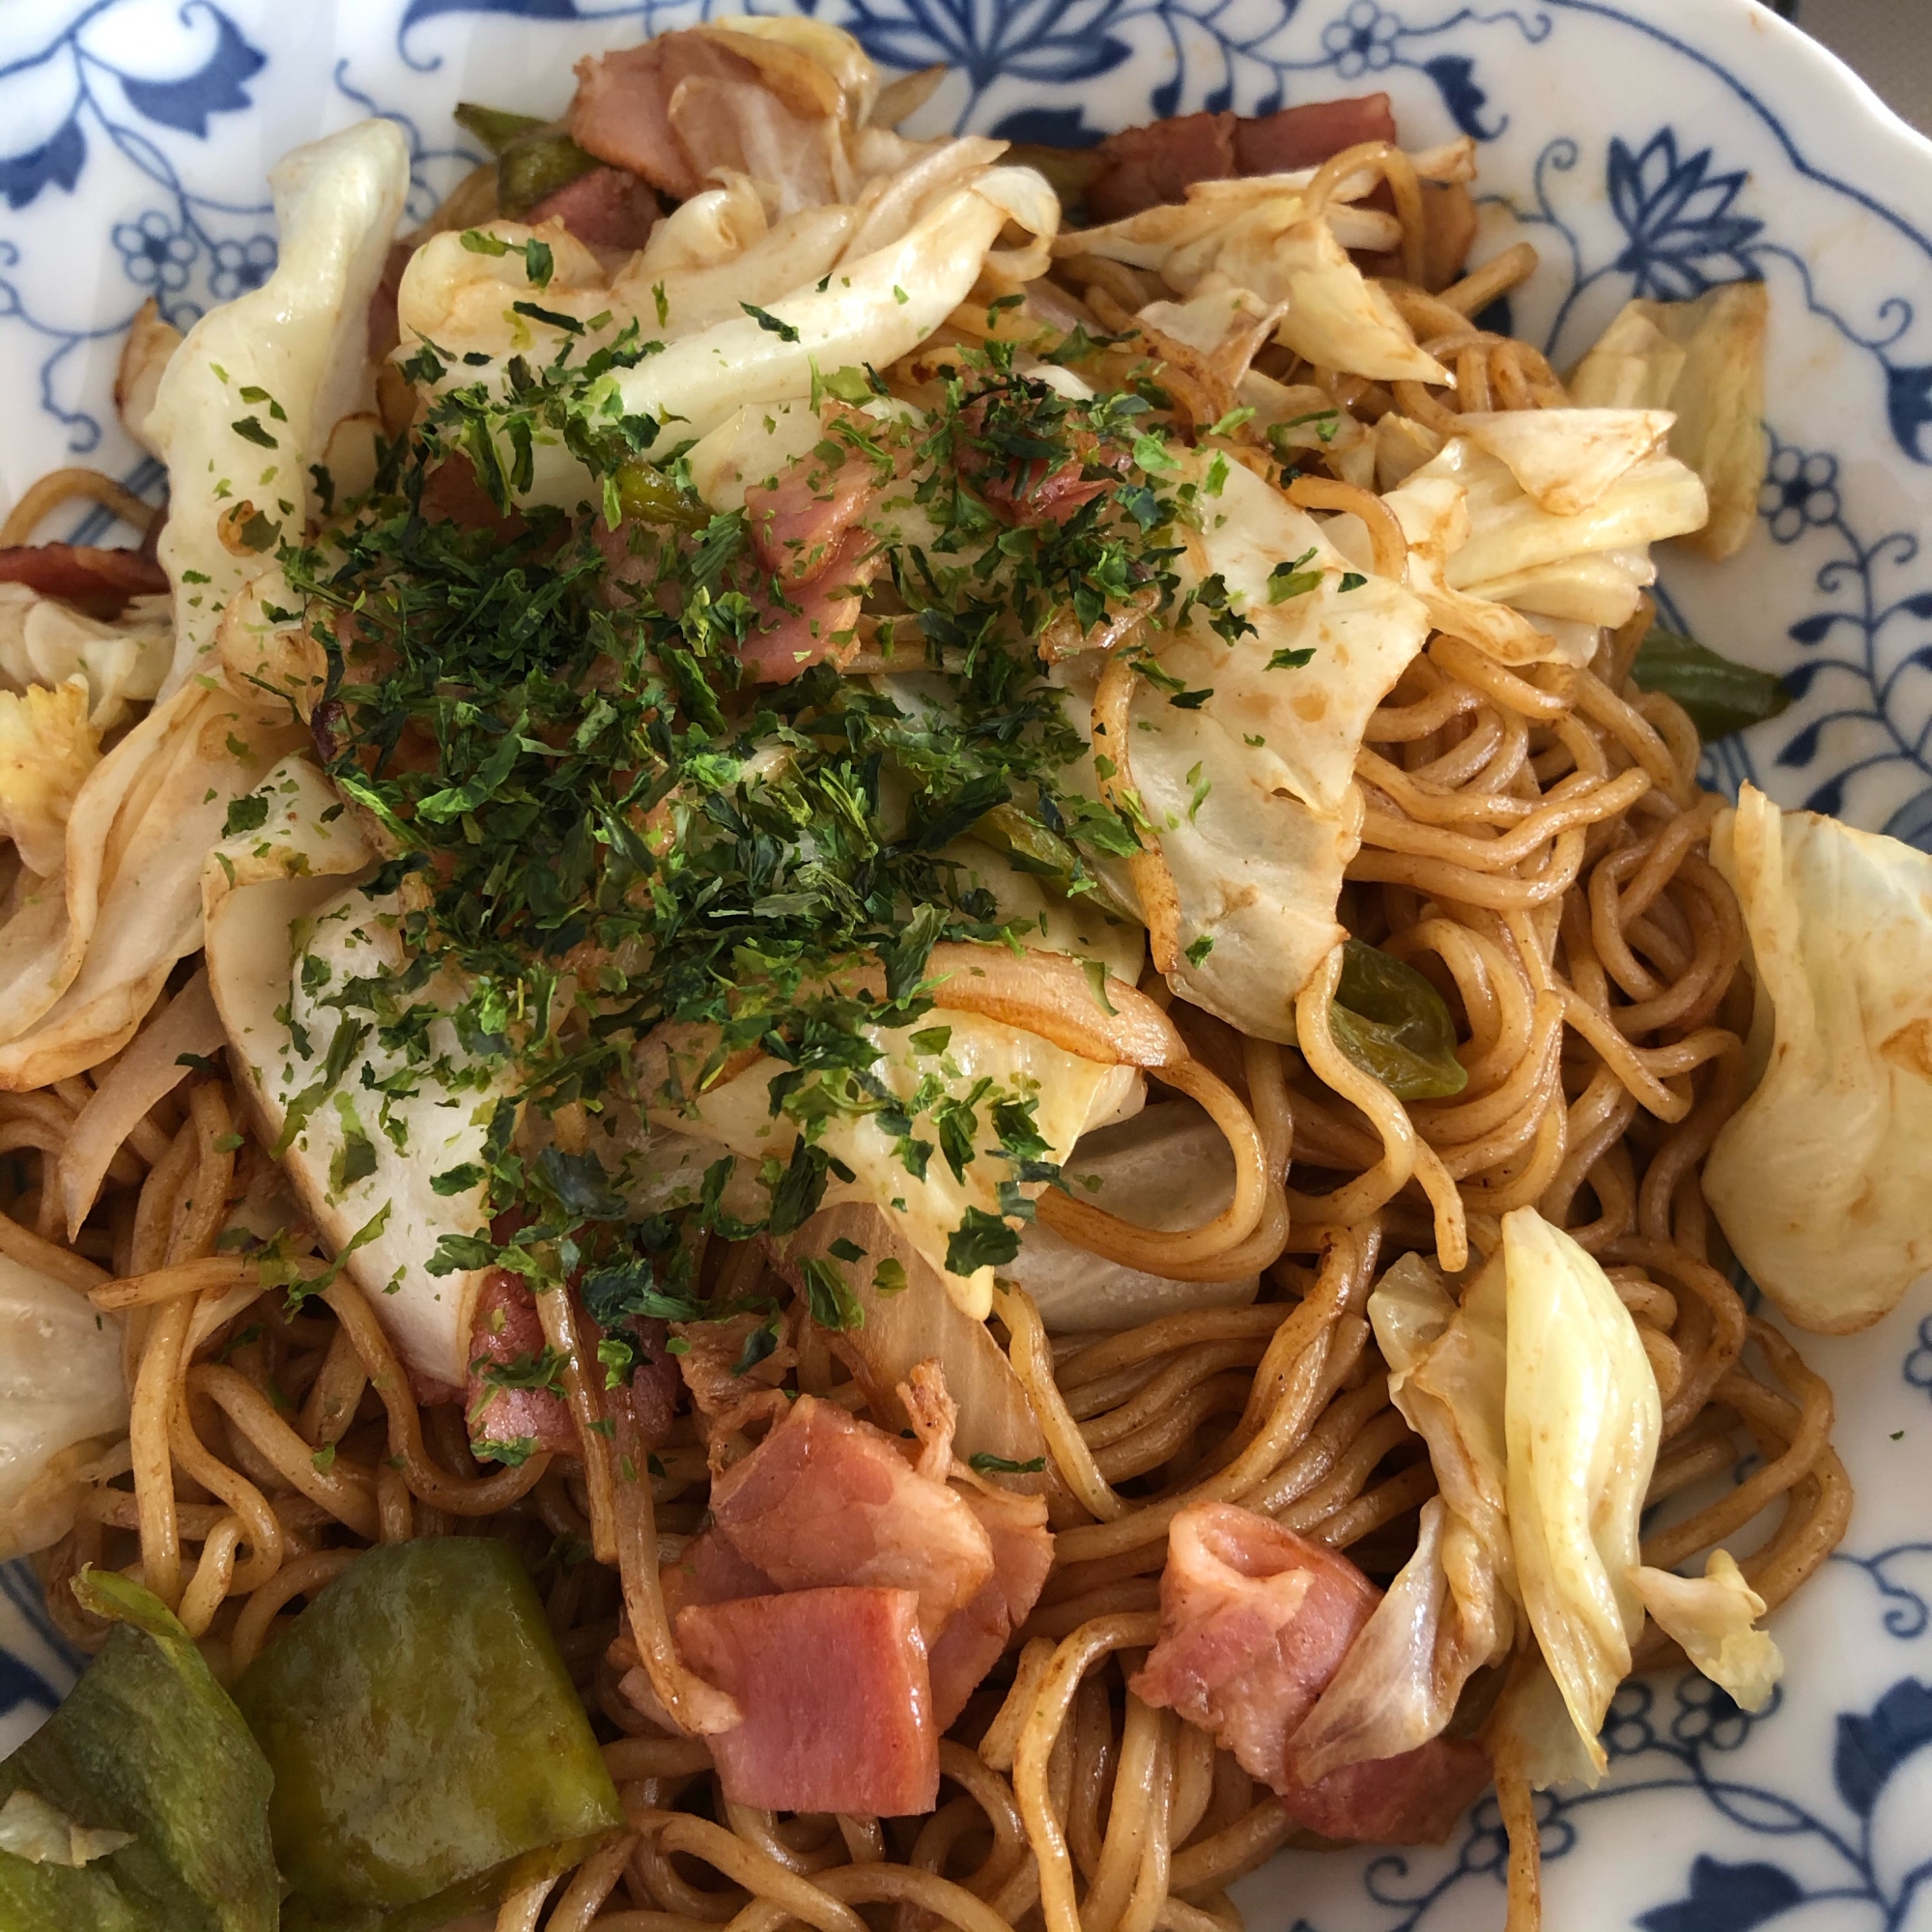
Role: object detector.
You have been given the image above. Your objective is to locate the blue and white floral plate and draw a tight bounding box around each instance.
[5,2,1932,1926]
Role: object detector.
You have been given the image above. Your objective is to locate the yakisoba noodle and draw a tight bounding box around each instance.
[0,42,1853,1932]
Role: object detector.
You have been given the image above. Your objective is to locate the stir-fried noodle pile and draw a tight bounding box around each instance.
[2,58,1851,1932]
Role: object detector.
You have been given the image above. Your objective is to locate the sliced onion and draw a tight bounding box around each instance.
[918,943,1184,1068]
[1011,1103,1264,1330]
[57,968,223,1236]
[777,1201,1046,1473]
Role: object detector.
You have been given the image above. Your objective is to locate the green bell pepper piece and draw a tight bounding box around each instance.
[453,102,547,156]
[0,1570,278,1932]
[1631,625,1790,742]
[1325,938,1470,1101]
[234,1538,623,1931]
[615,460,708,530]
[497,130,603,218]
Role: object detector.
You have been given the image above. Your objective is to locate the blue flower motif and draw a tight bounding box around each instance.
[1759,445,1841,545]
[1668,1671,1758,1753]
[0,4,269,213]
[1834,1677,1932,1816]
[1636,1856,1804,1932]
[1604,1676,1658,1759]
[1321,1,1401,79]
[1606,130,1763,302]
[837,0,1133,96]
[210,233,277,300]
[112,210,197,297]
[1907,1315,1932,1400]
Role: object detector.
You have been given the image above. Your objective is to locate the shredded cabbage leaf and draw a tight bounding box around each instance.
[1568,283,1769,559]
[0,684,303,1091]
[1104,455,1431,1037]
[1704,783,1932,1332]
[147,119,410,697]
[1308,1214,1679,1786]
[0,1251,126,1560]
[653,1010,1137,1320]
[1630,1550,1782,1712]
[202,763,522,1392]
[0,584,172,732]
[1502,1206,1661,1776]
[1382,421,1709,665]
[0,677,99,878]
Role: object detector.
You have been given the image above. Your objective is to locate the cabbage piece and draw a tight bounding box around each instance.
[405,152,1055,508]
[1630,1550,1782,1712]
[939,836,1147,989]
[1123,698,1357,1038]
[1155,458,1430,819]
[0,1789,135,1869]
[649,1008,1136,1320]
[1237,371,1377,488]
[0,586,172,732]
[147,120,410,697]
[1704,784,1932,1332]
[1502,1205,1660,1778]
[1059,188,1446,386]
[779,1203,1047,1467]
[1567,283,1769,559]
[0,684,304,1090]
[1455,409,1675,517]
[0,678,99,877]
[1287,1252,1515,1780]
[1099,454,1429,1036]
[0,1252,127,1560]
[205,771,523,1391]
[1007,1103,1261,1331]
[1382,430,1709,663]
[1263,214,1451,384]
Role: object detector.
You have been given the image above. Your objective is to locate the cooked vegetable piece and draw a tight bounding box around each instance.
[1704,784,1932,1332]
[1630,625,1789,741]
[1567,283,1769,560]
[0,1570,277,1932]
[497,128,606,218]
[233,1540,623,1928]
[1325,939,1469,1100]
[453,102,547,154]
[0,1250,128,1561]
[615,459,707,529]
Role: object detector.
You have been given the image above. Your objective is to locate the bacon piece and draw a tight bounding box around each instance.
[661,1525,780,1623]
[1129,1501,1378,1790]
[526,166,662,252]
[926,1485,1055,1727]
[1230,95,1396,177]
[1085,111,1236,223]
[745,450,876,583]
[1083,94,1398,222]
[671,1312,795,1437]
[977,457,1113,527]
[466,1268,576,1458]
[0,545,169,620]
[417,457,528,538]
[736,528,878,685]
[677,1585,940,1815]
[1276,1735,1492,1845]
[708,1394,995,1639]
[567,35,771,202]
[619,1316,682,1450]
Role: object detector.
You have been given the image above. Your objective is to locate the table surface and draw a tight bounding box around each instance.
[1786,0,1932,134]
